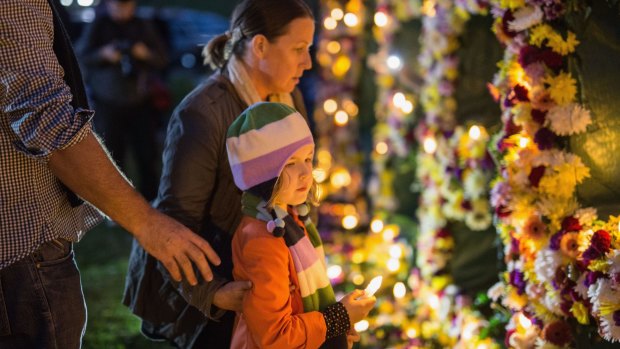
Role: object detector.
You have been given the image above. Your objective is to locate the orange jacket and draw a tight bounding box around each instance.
[230,216,328,349]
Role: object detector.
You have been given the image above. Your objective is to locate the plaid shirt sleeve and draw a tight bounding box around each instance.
[0,1,94,161]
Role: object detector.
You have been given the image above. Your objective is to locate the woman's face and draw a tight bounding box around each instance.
[257,17,315,96]
[274,144,314,207]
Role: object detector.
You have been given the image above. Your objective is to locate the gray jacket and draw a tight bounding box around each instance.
[122,71,308,348]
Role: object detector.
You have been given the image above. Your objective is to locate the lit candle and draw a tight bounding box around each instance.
[363,276,383,298]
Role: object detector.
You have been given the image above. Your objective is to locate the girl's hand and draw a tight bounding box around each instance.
[340,289,376,325]
[347,329,360,349]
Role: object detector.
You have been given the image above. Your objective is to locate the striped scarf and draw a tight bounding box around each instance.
[241,192,336,312]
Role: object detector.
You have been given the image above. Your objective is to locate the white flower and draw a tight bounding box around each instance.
[575,273,589,300]
[488,281,506,302]
[508,6,544,32]
[609,250,620,276]
[535,338,564,349]
[465,200,492,231]
[534,249,564,284]
[509,325,541,349]
[574,207,598,226]
[588,279,605,313]
[600,314,620,343]
[592,278,620,342]
[464,169,487,199]
[542,290,565,315]
[546,103,592,136]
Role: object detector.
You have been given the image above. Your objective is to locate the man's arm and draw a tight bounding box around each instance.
[48,131,220,285]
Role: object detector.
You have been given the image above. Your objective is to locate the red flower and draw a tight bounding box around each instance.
[591,230,611,252]
[582,230,612,263]
[562,216,582,232]
[528,166,546,188]
[513,84,530,102]
[542,321,573,346]
[539,50,563,71]
[531,109,547,124]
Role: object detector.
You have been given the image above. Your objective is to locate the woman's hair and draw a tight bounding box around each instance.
[266,176,320,209]
[203,0,314,69]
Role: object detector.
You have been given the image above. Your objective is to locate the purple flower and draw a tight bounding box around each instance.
[549,231,565,250]
[534,127,556,150]
[583,271,604,288]
[614,310,620,326]
[510,270,527,294]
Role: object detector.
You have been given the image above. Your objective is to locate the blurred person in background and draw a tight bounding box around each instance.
[77,0,168,200]
[123,0,319,348]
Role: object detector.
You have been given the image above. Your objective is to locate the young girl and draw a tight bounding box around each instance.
[226,102,376,349]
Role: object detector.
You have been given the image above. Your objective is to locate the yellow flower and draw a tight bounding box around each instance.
[431,275,452,291]
[539,173,573,199]
[500,0,526,10]
[588,259,610,273]
[506,60,527,87]
[544,72,577,105]
[547,31,580,56]
[571,301,591,325]
[529,24,554,47]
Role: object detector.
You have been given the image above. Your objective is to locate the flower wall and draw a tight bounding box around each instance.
[316,0,620,347]
[488,0,620,347]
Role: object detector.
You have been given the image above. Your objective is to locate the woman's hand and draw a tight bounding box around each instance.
[213,280,253,312]
[339,289,376,325]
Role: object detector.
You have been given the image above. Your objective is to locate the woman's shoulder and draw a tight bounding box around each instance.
[183,73,238,105]
[171,73,243,125]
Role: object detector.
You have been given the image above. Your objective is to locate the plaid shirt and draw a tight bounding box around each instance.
[0,0,103,269]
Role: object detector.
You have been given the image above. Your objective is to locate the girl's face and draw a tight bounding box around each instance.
[256,17,314,96]
[274,144,314,207]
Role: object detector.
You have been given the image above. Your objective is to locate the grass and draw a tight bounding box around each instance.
[75,224,171,349]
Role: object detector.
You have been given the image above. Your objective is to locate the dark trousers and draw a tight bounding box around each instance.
[0,239,86,349]
[94,101,160,201]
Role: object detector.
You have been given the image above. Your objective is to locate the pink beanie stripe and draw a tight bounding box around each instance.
[230,135,314,190]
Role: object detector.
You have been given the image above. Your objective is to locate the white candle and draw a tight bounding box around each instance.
[363,276,383,298]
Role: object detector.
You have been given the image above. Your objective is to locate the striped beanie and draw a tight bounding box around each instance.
[226,102,314,200]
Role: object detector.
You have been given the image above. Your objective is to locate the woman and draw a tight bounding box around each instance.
[123,1,317,348]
